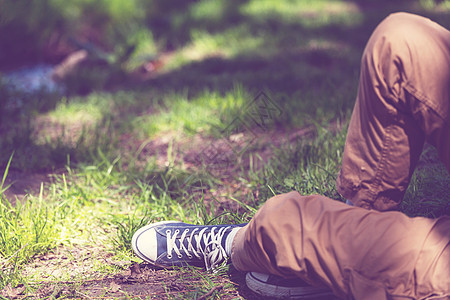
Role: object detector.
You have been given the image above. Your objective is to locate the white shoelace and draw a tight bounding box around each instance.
[166,226,232,271]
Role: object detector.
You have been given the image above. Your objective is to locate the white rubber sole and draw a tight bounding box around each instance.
[246,272,336,299]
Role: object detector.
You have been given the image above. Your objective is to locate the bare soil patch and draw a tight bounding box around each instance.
[1,170,55,205]
[3,260,263,299]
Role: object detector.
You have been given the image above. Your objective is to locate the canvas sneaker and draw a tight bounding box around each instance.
[246,272,336,299]
[132,221,244,271]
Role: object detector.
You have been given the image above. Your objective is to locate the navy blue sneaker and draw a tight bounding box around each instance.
[246,272,336,299]
[131,221,244,271]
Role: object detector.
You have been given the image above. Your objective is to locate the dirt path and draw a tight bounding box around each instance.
[6,264,259,299]
[0,227,266,299]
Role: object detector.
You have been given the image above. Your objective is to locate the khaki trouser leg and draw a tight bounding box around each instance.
[336,12,450,210]
[231,191,450,300]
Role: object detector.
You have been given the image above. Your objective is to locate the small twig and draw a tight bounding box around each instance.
[197,285,223,300]
[1,243,29,266]
[76,290,93,299]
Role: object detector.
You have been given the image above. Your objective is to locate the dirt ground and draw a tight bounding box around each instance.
[1,262,259,299]
[1,126,332,299]
[2,263,261,299]
[2,260,336,299]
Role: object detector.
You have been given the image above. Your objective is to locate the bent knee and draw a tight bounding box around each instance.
[366,12,440,57]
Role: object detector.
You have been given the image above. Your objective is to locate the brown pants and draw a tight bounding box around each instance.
[337,12,450,211]
[232,192,450,300]
[231,13,450,299]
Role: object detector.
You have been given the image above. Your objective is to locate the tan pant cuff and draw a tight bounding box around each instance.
[230,224,249,271]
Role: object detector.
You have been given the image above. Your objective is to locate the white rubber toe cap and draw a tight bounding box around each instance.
[132,225,157,263]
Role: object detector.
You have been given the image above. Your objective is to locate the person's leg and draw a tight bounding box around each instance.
[131,213,333,298]
[231,191,450,300]
[336,12,450,210]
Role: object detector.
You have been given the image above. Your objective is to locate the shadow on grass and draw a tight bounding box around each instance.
[1,0,449,173]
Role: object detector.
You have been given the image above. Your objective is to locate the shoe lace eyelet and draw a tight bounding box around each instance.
[167,254,172,259]
[178,254,183,258]
[175,229,180,234]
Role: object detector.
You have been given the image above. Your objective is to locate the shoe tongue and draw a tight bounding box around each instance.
[188,226,223,251]
[207,226,230,250]
[176,227,208,253]
[171,226,230,255]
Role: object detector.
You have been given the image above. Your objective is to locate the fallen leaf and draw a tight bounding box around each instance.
[130,263,142,276]
[109,281,121,293]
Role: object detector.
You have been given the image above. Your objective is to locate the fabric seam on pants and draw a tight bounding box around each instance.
[404,82,446,121]
[369,124,394,205]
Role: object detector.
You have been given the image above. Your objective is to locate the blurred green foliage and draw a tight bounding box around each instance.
[0,0,154,68]
[1,0,449,171]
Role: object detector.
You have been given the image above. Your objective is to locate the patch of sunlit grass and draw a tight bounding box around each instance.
[189,0,228,21]
[45,96,107,126]
[419,0,450,11]
[241,0,362,27]
[165,26,265,70]
[131,86,249,138]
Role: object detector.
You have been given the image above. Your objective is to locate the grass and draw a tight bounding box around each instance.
[1,0,449,298]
